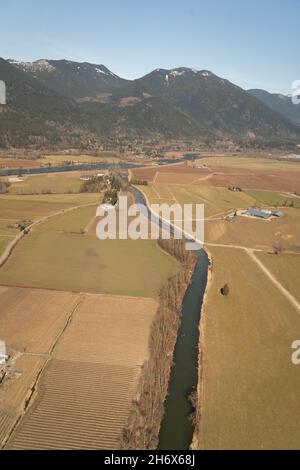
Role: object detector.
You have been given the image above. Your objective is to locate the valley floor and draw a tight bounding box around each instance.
[138,155,300,449]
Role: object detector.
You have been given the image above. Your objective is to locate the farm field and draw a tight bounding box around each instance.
[0,230,177,296]
[245,189,300,208]
[7,294,157,449]
[0,237,13,256]
[0,193,101,257]
[0,152,121,171]
[205,208,300,251]
[8,174,83,194]
[0,197,70,220]
[0,159,42,169]
[41,153,120,165]
[255,252,300,303]
[0,355,47,447]
[138,183,300,251]
[196,156,300,170]
[133,157,300,191]
[140,183,257,218]
[35,204,97,234]
[0,286,80,447]
[0,287,80,353]
[193,246,300,450]
[1,192,101,205]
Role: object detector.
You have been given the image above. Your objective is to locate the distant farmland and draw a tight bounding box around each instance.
[8,174,83,195]
[133,158,300,191]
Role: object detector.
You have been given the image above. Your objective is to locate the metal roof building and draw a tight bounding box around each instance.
[244,208,272,219]
[243,208,285,219]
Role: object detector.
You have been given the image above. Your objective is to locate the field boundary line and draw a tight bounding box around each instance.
[247,250,300,314]
[153,171,159,184]
[0,202,99,269]
[2,294,84,449]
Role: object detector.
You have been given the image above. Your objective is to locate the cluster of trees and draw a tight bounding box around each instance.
[16,219,33,232]
[131,179,148,186]
[121,239,195,450]
[228,185,242,192]
[110,172,129,191]
[103,189,118,205]
[158,238,194,264]
[80,175,106,193]
[0,179,10,194]
[283,199,295,207]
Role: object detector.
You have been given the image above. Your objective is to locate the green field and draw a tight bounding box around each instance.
[0,198,71,220]
[1,193,101,205]
[141,183,257,218]
[35,205,97,234]
[198,156,300,170]
[195,246,300,449]
[0,228,178,297]
[9,174,83,194]
[41,153,120,165]
[0,194,101,220]
[246,189,300,208]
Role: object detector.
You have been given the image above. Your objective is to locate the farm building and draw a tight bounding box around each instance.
[272,210,284,217]
[242,208,284,219]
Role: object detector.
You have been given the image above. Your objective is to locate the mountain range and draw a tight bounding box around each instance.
[248,88,300,126]
[0,57,299,149]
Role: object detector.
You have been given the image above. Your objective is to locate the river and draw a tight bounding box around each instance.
[132,187,209,450]
[0,153,199,177]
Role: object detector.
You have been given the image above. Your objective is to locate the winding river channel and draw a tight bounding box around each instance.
[132,187,209,450]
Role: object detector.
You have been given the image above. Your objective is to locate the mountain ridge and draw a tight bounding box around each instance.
[1,58,300,149]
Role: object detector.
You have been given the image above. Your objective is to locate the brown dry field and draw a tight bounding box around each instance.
[0,287,80,354]
[0,410,13,445]
[163,151,185,158]
[194,246,300,449]
[131,163,198,181]
[0,159,42,169]
[7,294,157,449]
[155,171,211,185]
[133,163,300,191]
[255,252,300,303]
[0,287,80,447]
[0,355,46,447]
[206,167,300,192]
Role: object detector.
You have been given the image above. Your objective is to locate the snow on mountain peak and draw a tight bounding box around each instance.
[170,69,185,77]
[201,71,212,78]
[9,59,55,73]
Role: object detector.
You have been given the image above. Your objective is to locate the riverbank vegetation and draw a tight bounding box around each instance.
[121,239,195,449]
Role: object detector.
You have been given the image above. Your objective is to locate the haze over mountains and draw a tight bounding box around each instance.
[0,57,299,149]
[248,89,300,126]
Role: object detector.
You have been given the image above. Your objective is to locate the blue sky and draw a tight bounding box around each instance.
[1,0,299,93]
